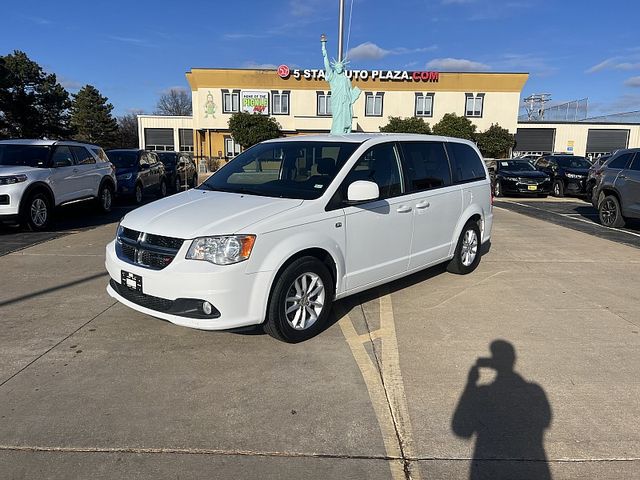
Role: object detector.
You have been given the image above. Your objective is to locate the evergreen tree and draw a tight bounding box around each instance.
[476,123,515,158]
[0,50,72,139]
[70,85,118,148]
[379,116,431,134]
[432,113,477,141]
[228,112,281,149]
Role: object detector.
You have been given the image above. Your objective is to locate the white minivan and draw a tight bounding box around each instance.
[106,134,492,342]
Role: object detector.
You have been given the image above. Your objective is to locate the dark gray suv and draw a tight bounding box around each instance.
[592,148,640,228]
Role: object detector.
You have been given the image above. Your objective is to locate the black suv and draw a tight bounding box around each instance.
[489,159,551,197]
[156,152,198,192]
[534,154,591,197]
[592,148,640,227]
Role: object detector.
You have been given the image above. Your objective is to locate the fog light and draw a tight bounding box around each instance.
[202,301,213,315]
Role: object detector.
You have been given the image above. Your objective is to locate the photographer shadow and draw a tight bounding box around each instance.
[451,340,552,480]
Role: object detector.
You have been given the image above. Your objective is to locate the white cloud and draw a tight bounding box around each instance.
[624,76,640,87]
[426,57,491,71]
[347,42,438,61]
[586,58,616,73]
[347,42,390,60]
[587,56,640,73]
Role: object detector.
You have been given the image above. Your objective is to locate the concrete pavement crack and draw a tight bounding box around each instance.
[0,301,117,390]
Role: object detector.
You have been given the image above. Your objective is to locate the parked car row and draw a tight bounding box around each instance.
[489,154,593,198]
[0,139,198,231]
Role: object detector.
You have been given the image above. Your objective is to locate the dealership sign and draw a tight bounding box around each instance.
[241,91,269,115]
[277,65,439,82]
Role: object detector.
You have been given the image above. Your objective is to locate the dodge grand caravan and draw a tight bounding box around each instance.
[106,134,493,342]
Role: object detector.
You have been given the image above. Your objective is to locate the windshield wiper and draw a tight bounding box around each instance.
[198,185,268,196]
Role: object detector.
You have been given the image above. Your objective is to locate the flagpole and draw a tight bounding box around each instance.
[338,0,345,62]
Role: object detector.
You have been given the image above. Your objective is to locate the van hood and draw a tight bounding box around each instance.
[120,189,304,239]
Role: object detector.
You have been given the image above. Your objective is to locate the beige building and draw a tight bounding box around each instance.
[137,66,640,161]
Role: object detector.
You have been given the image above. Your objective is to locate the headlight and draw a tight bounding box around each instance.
[0,174,27,185]
[117,173,133,180]
[566,173,583,179]
[186,235,256,265]
[503,176,519,182]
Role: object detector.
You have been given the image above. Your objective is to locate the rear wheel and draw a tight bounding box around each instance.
[97,183,113,213]
[23,192,52,231]
[599,195,625,228]
[264,256,334,343]
[447,221,481,275]
[134,183,143,204]
[552,180,564,197]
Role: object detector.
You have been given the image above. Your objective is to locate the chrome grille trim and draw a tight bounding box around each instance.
[116,228,184,270]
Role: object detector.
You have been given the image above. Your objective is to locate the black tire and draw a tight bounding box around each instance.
[552,180,564,198]
[447,220,482,275]
[494,180,503,197]
[158,179,168,198]
[134,183,143,204]
[264,256,334,343]
[192,174,198,188]
[599,194,625,228]
[96,182,114,213]
[22,191,52,231]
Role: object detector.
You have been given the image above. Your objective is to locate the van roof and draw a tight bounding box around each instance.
[263,133,473,145]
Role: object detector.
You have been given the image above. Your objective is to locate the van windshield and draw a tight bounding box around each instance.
[0,145,50,167]
[199,141,360,199]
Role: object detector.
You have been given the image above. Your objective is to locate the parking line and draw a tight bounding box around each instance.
[499,201,640,239]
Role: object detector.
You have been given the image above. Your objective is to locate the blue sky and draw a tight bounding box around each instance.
[3,0,640,117]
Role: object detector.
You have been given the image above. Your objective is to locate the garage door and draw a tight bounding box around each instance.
[144,128,174,151]
[586,129,629,155]
[514,128,555,153]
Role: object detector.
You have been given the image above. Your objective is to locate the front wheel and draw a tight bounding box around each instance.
[552,180,564,198]
[264,256,334,343]
[23,192,52,231]
[447,221,482,275]
[599,195,625,228]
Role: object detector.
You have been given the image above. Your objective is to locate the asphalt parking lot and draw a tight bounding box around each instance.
[0,206,639,479]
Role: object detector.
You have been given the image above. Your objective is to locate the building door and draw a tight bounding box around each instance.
[586,129,629,157]
[513,128,556,155]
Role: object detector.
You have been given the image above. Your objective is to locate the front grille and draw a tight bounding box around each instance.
[519,178,539,185]
[116,228,184,270]
[110,279,174,312]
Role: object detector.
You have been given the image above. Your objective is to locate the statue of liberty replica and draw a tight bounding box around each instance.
[321,33,361,135]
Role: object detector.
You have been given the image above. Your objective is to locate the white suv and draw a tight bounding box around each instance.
[0,139,117,230]
[106,134,492,342]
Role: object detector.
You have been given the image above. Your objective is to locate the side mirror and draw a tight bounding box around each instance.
[347,180,379,203]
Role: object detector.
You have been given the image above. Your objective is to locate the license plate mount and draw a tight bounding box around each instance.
[121,270,143,293]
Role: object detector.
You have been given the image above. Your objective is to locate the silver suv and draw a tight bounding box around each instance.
[0,139,117,230]
[592,148,640,228]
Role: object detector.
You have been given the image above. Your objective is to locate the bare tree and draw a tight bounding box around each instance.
[115,112,141,148]
[155,88,192,116]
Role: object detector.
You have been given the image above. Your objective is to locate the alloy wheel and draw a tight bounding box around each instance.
[102,188,112,211]
[600,199,618,226]
[284,272,325,330]
[461,229,478,267]
[30,198,48,227]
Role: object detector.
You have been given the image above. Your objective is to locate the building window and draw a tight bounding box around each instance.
[317,91,332,116]
[415,93,434,117]
[222,89,240,113]
[271,90,290,115]
[465,93,484,118]
[179,129,194,152]
[365,92,384,117]
[144,128,174,151]
[224,136,241,158]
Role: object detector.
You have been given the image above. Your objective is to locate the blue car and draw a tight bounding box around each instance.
[106,149,168,204]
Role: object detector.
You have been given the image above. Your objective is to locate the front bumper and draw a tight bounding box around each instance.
[563,178,588,194]
[499,179,551,195]
[0,182,28,216]
[105,240,273,330]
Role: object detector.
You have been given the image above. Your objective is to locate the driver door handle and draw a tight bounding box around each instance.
[396,205,412,213]
[416,200,430,209]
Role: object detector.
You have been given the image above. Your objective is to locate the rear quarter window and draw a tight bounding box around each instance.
[447,142,486,183]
